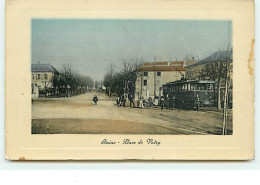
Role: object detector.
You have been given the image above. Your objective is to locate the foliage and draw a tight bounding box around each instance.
[103,57,142,96]
[52,65,94,95]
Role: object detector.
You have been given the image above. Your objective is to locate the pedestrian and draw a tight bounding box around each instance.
[93,95,98,105]
[116,96,120,108]
[129,94,135,107]
[140,96,144,108]
[122,94,126,107]
[148,97,152,107]
[169,97,174,110]
[160,97,165,110]
[166,95,171,110]
[154,96,158,106]
[137,99,140,108]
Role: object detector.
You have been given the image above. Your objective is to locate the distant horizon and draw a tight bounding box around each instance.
[31,19,232,81]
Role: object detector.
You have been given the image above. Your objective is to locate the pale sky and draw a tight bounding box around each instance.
[31,19,232,81]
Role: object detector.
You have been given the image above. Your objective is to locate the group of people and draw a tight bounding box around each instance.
[160,95,174,110]
[116,94,136,108]
[94,93,174,110]
[116,94,126,107]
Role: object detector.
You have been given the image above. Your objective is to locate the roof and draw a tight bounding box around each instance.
[137,61,185,72]
[187,49,233,68]
[31,64,57,73]
[143,61,184,66]
[163,80,215,86]
[137,66,185,72]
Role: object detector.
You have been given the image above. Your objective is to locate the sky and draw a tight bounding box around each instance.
[31,19,232,81]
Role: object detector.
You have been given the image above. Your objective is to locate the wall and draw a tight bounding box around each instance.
[135,70,185,100]
[31,72,54,89]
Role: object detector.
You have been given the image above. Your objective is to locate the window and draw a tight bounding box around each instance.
[44,74,48,80]
[38,74,41,79]
[183,83,186,90]
[32,74,34,80]
[190,84,194,91]
[157,72,161,76]
[144,72,148,76]
[144,80,147,86]
[208,84,213,91]
[194,84,199,90]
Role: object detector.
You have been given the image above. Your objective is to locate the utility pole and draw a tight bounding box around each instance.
[140,57,144,99]
[154,56,157,97]
[36,61,40,80]
[140,72,143,98]
[223,21,232,135]
[222,67,228,135]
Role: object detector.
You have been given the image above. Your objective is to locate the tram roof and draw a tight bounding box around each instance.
[163,80,215,86]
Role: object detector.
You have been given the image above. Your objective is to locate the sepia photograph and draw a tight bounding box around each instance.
[31,19,233,135]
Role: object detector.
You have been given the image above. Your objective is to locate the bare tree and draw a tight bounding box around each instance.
[199,49,232,109]
[120,57,141,96]
[103,57,142,98]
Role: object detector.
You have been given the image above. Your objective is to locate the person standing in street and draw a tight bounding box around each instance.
[116,96,120,108]
[93,95,98,105]
[129,94,135,107]
[122,94,126,107]
[140,96,144,108]
[137,99,140,108]
[148,97,153,107]
[160,96,165,110]
[166,94,170,110]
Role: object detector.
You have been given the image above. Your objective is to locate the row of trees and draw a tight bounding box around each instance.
[103,58,142,97]
[52,65,94,97]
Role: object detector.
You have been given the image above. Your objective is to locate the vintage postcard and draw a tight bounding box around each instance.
[5,0,254,160]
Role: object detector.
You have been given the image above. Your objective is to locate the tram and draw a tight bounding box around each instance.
[162,80,215,110]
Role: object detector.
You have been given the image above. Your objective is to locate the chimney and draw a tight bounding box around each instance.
[37,61,40,71]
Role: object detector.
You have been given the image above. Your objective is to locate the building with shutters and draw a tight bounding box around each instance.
[31,63,59,98]
[135,61,186,100]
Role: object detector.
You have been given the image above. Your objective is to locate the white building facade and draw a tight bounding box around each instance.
[135,61,186,100]
[31,63,58,98]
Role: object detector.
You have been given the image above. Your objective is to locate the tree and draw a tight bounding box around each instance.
[120,57,143,96]
[199,49,232,109]
[52,64,94,97]
[103,57,142,98]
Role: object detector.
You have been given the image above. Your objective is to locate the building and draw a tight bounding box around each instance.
[135,61,186,100]
[184,56,199,67]
[31,63,59,98]
[185,50,233,108]
[185,50,233,80]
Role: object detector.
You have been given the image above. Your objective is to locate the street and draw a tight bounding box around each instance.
[32,92,232,135]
